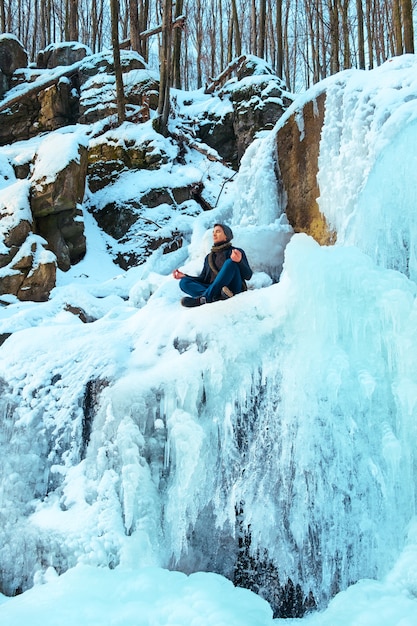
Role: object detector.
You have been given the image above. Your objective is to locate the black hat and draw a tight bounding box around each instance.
[215,223,234,241]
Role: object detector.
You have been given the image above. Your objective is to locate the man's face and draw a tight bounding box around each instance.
[213,225,227,244]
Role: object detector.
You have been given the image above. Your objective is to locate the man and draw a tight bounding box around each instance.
[172,223,253,307]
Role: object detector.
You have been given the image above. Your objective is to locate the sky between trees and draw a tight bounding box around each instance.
[0,0,415,92]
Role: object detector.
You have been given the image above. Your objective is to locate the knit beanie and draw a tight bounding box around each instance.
[215,223,234,242]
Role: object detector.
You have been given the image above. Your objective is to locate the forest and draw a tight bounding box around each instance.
[0,0,415,93]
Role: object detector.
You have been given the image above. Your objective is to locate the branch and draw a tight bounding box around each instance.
[170,130,226,165]
[120,15,186,48]
[204,54,247,94]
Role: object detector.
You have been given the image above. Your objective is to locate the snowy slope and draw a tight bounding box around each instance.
[1,55,417,624]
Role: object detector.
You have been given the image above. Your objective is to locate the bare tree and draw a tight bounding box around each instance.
[276,0,284,78]
[129,0,141,52]
[231,0,242,57]
[340,0,350,69]
[257,0,267,57]
[0,0,5,32]
[172,0,184,88]
[250,0,257,53]
[156,0,172,135]
[401,0,414,53]
[138,0,150,60]
[328,0,340,73]
[110,0,126,124]
[66,0,79,40]
[356,0,365,68]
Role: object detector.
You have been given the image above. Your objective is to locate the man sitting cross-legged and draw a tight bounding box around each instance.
[172,224,253,307]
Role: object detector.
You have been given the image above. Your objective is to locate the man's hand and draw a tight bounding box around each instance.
[231,248,242,263]
[173,269,185,279]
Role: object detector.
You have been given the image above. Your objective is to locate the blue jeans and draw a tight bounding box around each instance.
[179,259,243,302]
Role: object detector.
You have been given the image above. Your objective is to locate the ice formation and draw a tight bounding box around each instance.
[1,56,417,620]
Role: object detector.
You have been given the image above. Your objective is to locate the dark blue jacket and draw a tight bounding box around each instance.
[191,246,253,285]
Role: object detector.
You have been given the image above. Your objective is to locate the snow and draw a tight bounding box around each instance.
[31,127,89,185]
[1,55,417,625]
[0,179,31,254]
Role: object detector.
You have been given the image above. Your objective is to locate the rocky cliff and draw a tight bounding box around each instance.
[0,36,332,303]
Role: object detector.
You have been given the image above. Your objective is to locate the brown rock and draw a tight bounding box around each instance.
[37,78,80,131]
[31,144,88,217]
[3,219,32,249]
[0,270,25,296]
[276,92,336,245]
[36,208,86,271]
[17,259,56,302]
[29,140,87,270]
[64,304,96,323]
[0,34,28,77]
[37,42,91,69]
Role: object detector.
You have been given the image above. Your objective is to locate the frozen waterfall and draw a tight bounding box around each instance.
[1,56,417,620]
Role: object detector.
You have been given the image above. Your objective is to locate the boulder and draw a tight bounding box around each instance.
[0,234,56,302]
[195,56,293,168]
[31,144,88,217]
[37,77,80,130]
[36,207,86,271]
[78,51,152,125]
[0,74,80,145]
[18,253,57,303]
[0,71,8,98]
[30,137,88,270]
[0,34,28,98]
[87,131,171,193]
[276,91,336,245]
[37,42,92,69]
[0,34,28,77]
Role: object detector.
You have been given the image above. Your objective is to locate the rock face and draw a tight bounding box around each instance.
[276,92,336,245]
[30,139,88,271]
[0,73,80,145]
[0,49,152,146]
[0,40,334,302]
[77,51,152,125]
[196,56,294,168]
[37,41,92,69]
[0,203,57,303]
[0,34,28,98]
[0,132,88,300]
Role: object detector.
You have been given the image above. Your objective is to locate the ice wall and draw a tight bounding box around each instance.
[317,55,417,280]
[1,57,417,618]
[1,232,416,615]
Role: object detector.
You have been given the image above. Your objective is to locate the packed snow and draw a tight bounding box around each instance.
[1,55,417,625]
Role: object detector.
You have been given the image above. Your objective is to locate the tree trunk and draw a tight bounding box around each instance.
[110,0,126,125]
[250,0,257,54]
[356,0,365,68]
[257,0,267,58]
[172,0,184,89]
[129,0,140,52]
[393,0,403,55]
[156,0,172,135]
[227,16,234,64]
[328,0,340,74]
[401,0,414,53]
[341,0,350,69]
[276,0,283,79]
[91,0,98,52]
[0,0,5,32]
[195,0,203,89]
[218,0,225,70]
[138,0,150,60]
[231,0,241,57]
[365,0,374,68]
[67,0,78,41]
